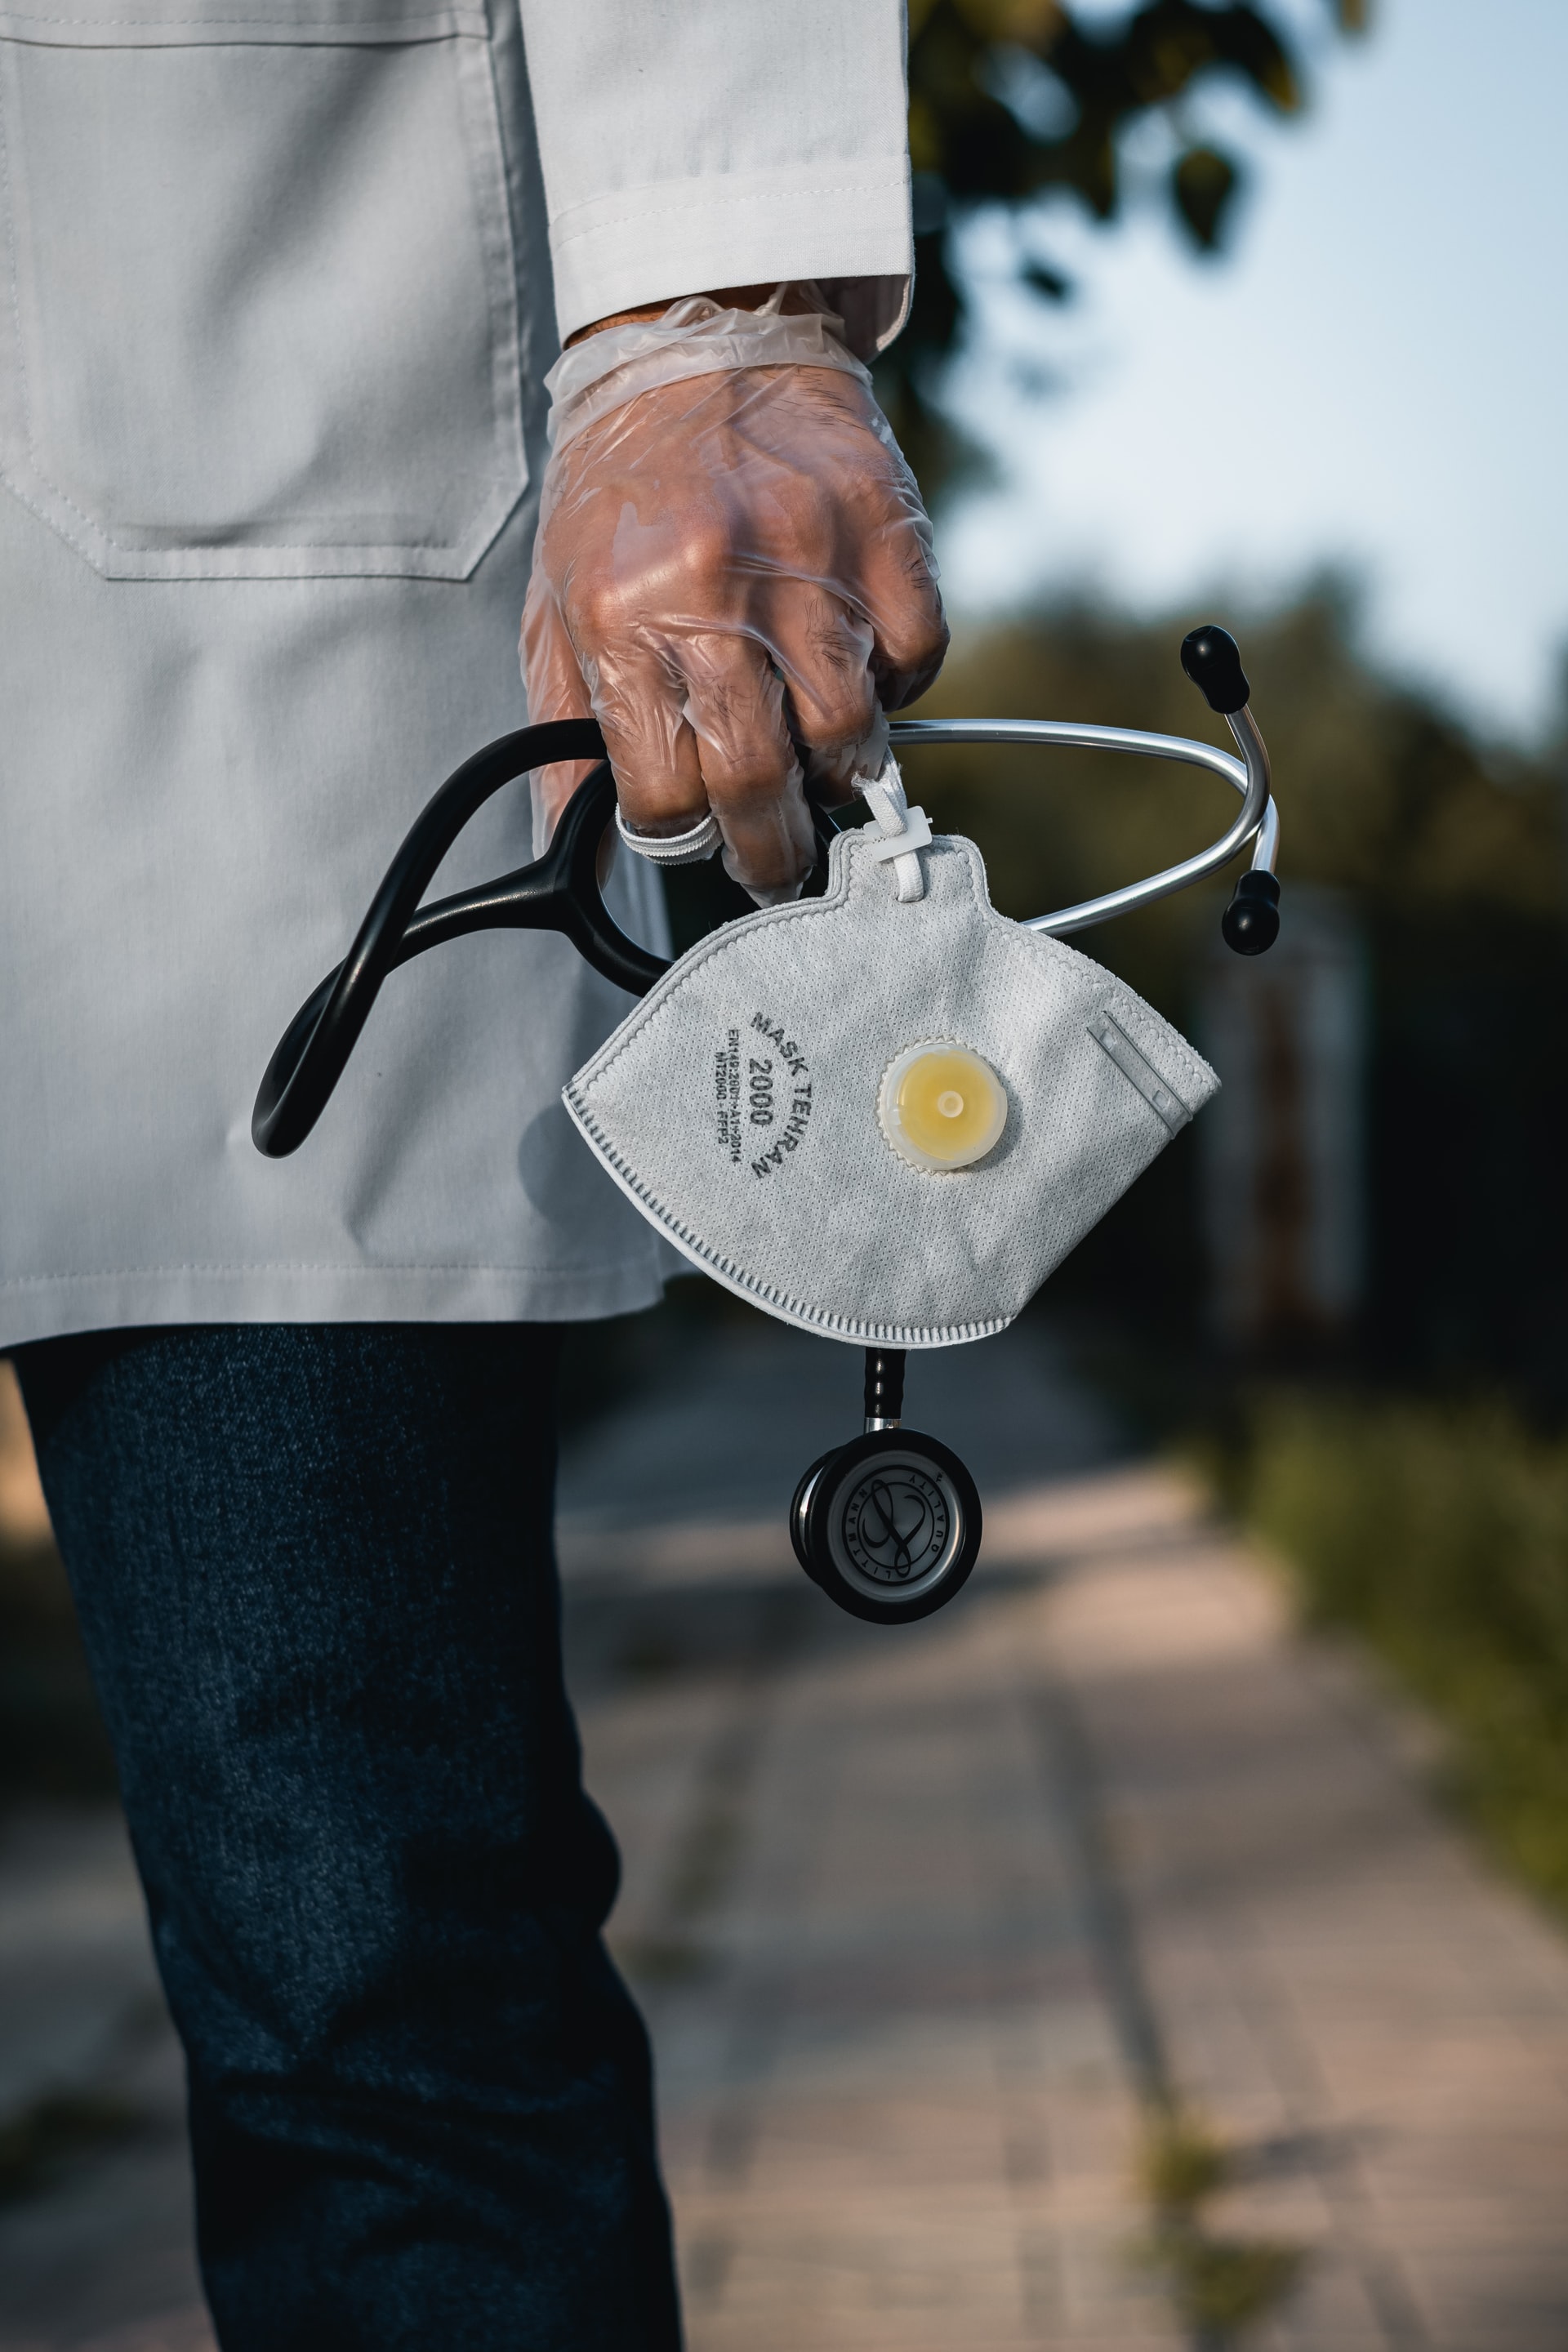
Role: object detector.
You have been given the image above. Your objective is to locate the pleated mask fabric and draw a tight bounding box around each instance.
[564,819,1219,1348]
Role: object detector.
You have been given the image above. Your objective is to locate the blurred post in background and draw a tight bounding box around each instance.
[1198,889,1367,1358]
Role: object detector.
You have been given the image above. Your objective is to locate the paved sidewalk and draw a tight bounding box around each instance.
[3,1314,1568,2347]
[560,1320,1568,2351]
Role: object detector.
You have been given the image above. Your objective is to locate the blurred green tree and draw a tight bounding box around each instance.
[886,0,1368,488]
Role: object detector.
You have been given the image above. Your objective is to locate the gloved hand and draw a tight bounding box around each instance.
[521,294,947,905]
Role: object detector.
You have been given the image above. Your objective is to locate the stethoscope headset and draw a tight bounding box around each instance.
[255,624,1279,1625]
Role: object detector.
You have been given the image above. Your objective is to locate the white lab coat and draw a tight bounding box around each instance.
[0,0,912,1348]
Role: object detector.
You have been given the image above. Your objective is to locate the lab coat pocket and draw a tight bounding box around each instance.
[0,0,525,578]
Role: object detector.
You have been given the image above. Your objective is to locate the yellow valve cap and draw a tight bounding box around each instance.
[877,1041,1009,1174]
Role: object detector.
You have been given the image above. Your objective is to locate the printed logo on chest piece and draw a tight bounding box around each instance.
[840,1462,952,1586]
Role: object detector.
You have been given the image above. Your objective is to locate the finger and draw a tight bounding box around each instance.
[529,497,716,839]
[853,503,950,710]
[763,586,879,799]
[678,630,816,896]
[762,371,947,708]
[519,570,599,845]
[589,639,709,837]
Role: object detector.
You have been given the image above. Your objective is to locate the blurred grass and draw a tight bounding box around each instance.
[1140,2107,1232,2210]
[1134,2107,1304,2343]
[1224,1394,1568,1909]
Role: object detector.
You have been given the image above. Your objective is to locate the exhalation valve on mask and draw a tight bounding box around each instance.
[253,626,1278,1628]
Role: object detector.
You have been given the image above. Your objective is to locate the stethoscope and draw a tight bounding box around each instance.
[255,623,1278,1624]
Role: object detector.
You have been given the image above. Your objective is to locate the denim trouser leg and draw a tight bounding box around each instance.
[13,1323,682,2352]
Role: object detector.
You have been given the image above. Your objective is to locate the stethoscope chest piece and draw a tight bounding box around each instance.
[791,1429,982,1625]
[789,1348,982,1624]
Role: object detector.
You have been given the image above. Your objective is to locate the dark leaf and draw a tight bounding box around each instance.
[951,0,1069,42]
[1172,144,1241,249]
[896,0,1356,501]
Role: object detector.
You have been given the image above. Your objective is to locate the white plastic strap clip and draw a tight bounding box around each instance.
[858,759,932,902]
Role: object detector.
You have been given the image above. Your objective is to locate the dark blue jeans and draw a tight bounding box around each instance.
[12,1323,681,2352]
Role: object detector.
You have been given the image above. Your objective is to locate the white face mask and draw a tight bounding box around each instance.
[565,777,1218,1348]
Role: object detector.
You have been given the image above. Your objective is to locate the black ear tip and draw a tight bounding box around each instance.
[1222,868,1281,956]
[1181,621,1239,665]
[1181,623,1251,715]
[1221,901,1280,956]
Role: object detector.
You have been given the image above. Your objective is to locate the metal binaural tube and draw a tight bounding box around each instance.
[885,710,1277,937]
[1229,706,1280,873]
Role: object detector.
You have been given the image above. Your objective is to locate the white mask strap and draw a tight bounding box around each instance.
[858,759,933,902]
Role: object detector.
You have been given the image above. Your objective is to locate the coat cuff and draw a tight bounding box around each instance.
[548,163,912,360]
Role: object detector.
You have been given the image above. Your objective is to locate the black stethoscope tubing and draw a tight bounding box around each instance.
[252,717,666,1159]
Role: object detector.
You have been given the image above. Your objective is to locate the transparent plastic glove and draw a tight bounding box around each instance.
[521,297,947,906]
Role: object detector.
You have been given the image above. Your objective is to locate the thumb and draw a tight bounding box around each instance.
[520,567,599,853]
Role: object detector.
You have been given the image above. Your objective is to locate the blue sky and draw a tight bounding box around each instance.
[934,0,1568,742]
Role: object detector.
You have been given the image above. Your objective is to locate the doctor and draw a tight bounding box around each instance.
[0,0,945,2343]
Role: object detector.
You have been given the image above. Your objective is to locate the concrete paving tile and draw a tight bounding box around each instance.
[1265,2254,1396,2352]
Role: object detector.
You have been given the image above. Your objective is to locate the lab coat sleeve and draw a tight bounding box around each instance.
[516,0,912,359]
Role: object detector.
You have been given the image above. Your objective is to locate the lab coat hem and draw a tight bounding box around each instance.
[0,1252,670,1352]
